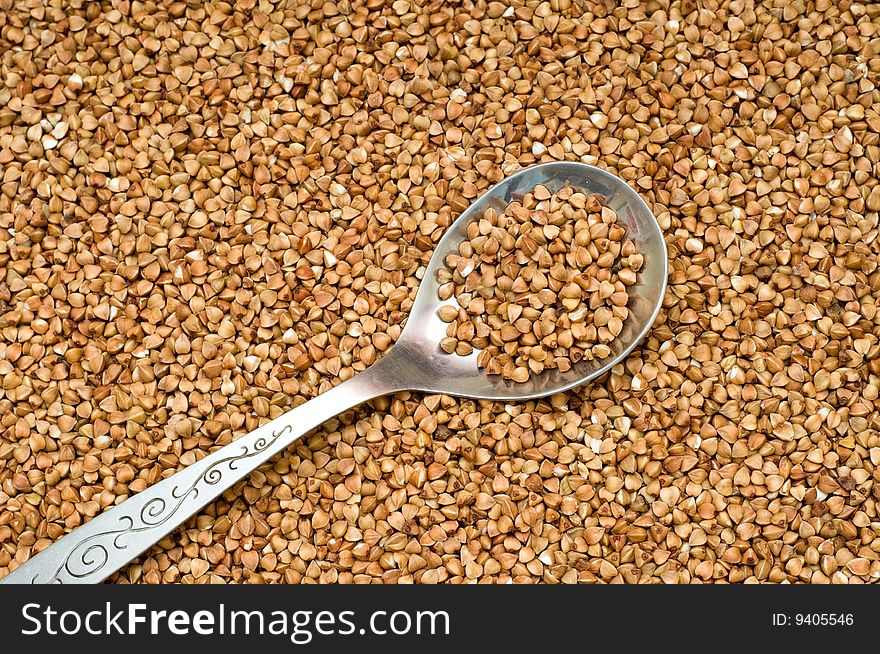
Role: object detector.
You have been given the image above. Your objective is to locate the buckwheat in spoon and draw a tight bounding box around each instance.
[1,162,667,584]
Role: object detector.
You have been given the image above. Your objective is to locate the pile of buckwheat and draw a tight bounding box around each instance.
[2,0,880,584]
[437,185,640,380]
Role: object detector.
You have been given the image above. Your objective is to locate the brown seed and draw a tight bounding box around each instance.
[438,305,458,322]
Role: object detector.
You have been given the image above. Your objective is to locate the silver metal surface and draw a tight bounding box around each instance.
[0,162,667,584]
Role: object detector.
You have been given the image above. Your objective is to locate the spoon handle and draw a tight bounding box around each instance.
[1,365,394,584]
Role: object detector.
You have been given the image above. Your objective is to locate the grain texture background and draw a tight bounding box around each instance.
[1,0,879,583]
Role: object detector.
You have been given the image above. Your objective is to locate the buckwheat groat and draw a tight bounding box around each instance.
[437,185,641,380]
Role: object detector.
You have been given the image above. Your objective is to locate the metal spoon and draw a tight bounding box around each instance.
[1,162,667,584]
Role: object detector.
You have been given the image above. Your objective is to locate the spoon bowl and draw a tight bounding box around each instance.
[389,161,668,400]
